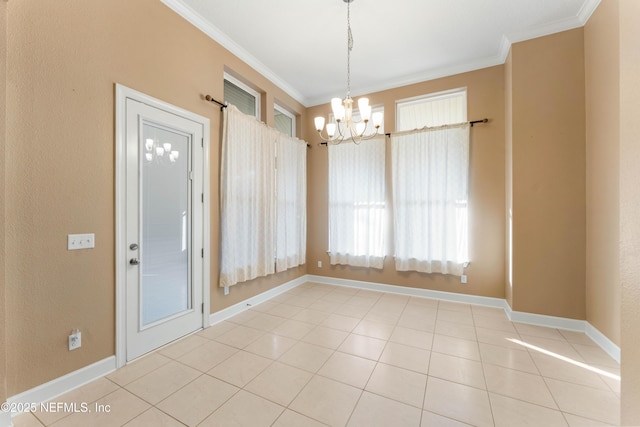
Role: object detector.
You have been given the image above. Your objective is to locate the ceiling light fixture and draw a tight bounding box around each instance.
[314,0,383,145]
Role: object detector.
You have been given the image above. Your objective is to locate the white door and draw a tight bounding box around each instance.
[123,96,205,361]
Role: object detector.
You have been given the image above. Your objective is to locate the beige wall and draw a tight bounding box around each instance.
[508,29,586,319]
[619,0,640,422]
[5,0,307,395]
[1,0,7,408]
[584,0,621,345]
[306,66,506,299]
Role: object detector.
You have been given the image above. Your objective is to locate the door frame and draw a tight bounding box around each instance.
[115,84,211,368]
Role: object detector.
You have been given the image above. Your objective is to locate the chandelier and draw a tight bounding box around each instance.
[314,0,383,145]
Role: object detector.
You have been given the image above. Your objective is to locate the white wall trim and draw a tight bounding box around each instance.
[209,275,309,325]
[585,322,620,363]
[6,357,116,420]
[306,275,508,309]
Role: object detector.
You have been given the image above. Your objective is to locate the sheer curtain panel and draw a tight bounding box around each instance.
[220,105,276,287]
[391,123,470,276]
[276,133,307,272]
[328,136,386,268]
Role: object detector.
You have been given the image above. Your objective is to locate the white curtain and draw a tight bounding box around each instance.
[390,123,470,276]
[220,105,277,287]
[276,133,307,272]
[328,136,386,268]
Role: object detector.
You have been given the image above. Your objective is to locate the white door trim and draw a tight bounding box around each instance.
[115,84,210,368]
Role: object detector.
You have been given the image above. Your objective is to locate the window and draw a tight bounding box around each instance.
[328,134,386,269]
[396,88,466,131]
[224,74,261,119]
[274,104,295,137]
[391,89,469,276]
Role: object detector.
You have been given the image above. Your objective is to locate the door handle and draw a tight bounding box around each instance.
[129,258,140,265]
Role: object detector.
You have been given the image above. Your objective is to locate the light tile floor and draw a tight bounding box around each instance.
[13,282,621,426]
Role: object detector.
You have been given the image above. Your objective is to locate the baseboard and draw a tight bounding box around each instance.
[306,274,509,309]
[585,322,621,363]
[209,275,309,325]
[6,356,116,420]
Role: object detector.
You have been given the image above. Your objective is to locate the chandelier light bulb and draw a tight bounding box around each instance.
[171,150,179,160]
[314,116,325,132]
[372,112,383,128]
[155,147,165,156]
[326,123,337,137]
[145,153,153,162]
[145,138,154,152]
[356,122,366,136]
[163,142,172,152]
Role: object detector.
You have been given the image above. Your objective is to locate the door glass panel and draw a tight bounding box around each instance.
[140,122,191,326]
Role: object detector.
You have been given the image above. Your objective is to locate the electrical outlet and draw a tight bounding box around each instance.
[68,330,81,351]
[318,260,322,268]
[68,234,95,250]
[461,275,468,284]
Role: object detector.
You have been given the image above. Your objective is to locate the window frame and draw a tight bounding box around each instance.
[223,73,261,120]
[395,88,467,132]
[274,103,296,137]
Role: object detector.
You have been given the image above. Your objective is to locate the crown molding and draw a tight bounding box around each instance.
[159,0,306,106]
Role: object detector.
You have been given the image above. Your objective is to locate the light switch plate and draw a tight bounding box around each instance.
[68,233,95,250]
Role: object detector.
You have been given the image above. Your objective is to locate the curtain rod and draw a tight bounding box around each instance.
[205,94,227,110]
[384,118,489,137]
[319,118,489,146]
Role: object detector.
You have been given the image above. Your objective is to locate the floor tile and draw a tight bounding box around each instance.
[437,309,474,326]
[365,363,427,408]
[514,323,566,341]
[571,343,619,368]
[176,339,237,372]
[423,377,493,427]
[379,341,430,374]
[559,330,598,346]
[472,313,517,332]
[347,391,422,427]
[207,350,272,387]
[333,303,369,318]
[420,411,472,426]
[292,308,330,325]
[531,352,611,390]
[240,312,286,332]
[12,413,45,427]
[244,333,297,359]
[196,321,237,340]
[545,377,620,425]
[289,376,362,427]
[123,361,200,404]
[438,301,472,313]
[478,342,538,374]
[432,334,480,361]
[353,320,394,340]
[389,326,434,350]
[302,326,349,350]
[428,352,485,389]
[338,334,387,360]
[563,413,613,426]
[158,335,209,359]
[33,377,119,425]
[245,362,313,406]
[124,408,186,426]
[272,410,329,427]
[50,388,149,427]
[435,320,477,341]
[213,325,265,349]
[106,353,171,386]
[518,334,586,361]
[156,375,238,426]
[266,303,304,319]
[278,341,334,373]
[321,313,362,332]
[271,319,316,340]
[475,327,523,350]
[199,390,285,427]
[308,299,341,313]
[317,351,376,388]
[489,393,568,427]
[483,364,557,409]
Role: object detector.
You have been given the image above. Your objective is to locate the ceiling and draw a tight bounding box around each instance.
[162,0,599,107]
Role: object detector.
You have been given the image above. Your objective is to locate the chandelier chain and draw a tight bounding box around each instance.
[347,0,352,98]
